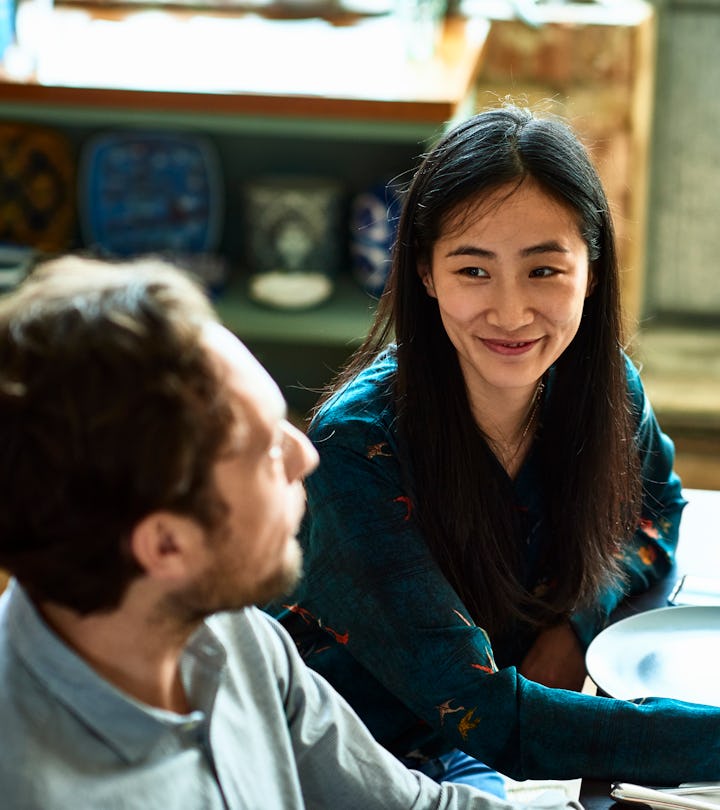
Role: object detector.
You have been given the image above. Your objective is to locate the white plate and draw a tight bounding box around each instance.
[585,605,720,707]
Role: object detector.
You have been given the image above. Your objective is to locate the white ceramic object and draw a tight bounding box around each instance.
[586,605,720,707]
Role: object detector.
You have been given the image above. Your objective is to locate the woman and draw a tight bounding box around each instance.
[270,105,719,791]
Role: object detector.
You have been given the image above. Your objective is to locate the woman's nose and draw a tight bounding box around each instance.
[484,282,533,331]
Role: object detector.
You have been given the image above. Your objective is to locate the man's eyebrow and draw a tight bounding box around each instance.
[274,398,288,424]
[261,398,288,440]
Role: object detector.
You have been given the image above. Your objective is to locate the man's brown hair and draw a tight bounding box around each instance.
[0,256,234,613]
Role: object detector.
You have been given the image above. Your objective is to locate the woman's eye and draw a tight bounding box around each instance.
[530,267,556,278]
[459,266,489,278]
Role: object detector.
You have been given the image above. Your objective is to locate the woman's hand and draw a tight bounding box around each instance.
[519,622,588,691]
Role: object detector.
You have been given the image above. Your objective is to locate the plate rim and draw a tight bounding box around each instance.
[585,604,720,704]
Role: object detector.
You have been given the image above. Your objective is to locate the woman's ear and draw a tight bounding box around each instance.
[130,512,205,583]
[585,266,597,298]
[418,262,437,299]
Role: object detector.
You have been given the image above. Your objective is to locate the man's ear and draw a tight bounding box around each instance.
[130,512,205,582]
[418,262,437,299]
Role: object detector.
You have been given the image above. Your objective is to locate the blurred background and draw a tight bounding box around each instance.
[0,0,718,487]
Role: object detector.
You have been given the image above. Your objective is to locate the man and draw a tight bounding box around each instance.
[0,255,580,809]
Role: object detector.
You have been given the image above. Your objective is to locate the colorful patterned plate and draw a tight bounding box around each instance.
[78,130,223,256]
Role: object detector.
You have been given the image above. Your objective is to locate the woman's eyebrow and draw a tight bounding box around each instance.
[445,246,495,259]
[519,240,570,257]
[444,241,570,260]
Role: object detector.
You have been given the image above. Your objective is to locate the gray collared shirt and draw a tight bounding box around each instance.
[0,581,571,810]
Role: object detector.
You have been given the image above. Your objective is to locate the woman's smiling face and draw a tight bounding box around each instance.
[420,179,594,400]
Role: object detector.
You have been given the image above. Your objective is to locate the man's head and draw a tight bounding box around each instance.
[0,255,317,616]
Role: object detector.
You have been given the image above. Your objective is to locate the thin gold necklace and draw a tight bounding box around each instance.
[517,380,545,445]
[496,380,545,469]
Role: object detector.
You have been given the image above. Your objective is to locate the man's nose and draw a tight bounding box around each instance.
[284,422,319,481]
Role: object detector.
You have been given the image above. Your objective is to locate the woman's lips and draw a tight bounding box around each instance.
[480,338,541,356]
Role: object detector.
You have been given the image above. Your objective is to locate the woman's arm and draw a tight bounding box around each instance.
[519,622,587,691]
[287,411,717,784]
[570,356,686,648]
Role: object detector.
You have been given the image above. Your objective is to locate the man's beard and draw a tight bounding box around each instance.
[250,537,304,607]
[161,537,303,628]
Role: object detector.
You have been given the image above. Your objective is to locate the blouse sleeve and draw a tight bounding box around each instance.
[251,612,552,810]
[570,355,687,649]
[291,406,719,784]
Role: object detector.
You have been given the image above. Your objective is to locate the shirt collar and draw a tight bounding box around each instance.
[3,580,227,764]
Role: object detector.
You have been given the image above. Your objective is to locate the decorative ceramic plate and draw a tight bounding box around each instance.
[79,131,223,256]
[586,605,720,707]
[0,122,76,251]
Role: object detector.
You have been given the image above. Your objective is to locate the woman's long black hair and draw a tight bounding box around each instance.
[315,104,641,636]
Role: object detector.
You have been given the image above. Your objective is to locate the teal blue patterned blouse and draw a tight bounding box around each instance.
[270,347,720,784]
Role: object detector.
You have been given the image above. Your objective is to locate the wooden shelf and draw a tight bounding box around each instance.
[0,6,487,375]
[0,6,489,133]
